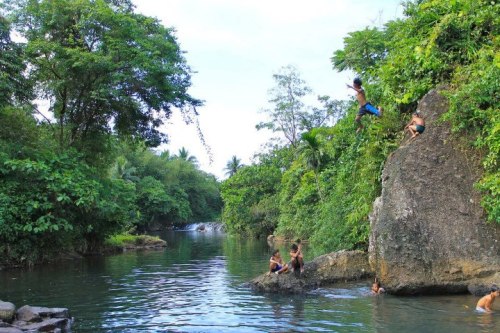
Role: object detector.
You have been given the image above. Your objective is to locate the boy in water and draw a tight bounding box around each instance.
[476,286,500,313]
[405,111,426,139]
[346,77,382,132]
[371,278,385,295]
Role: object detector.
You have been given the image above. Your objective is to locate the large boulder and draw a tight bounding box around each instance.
[369,88,500,295]
[251,250,372,293]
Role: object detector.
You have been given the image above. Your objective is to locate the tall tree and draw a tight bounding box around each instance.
[256,65,312,148]
[224,155,243,177]
[5,0,202,154]
[302,96,349,131]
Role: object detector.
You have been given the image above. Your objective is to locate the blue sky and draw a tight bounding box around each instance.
[133,0,404,179]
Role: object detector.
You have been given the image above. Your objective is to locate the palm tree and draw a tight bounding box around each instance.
[159,150,172,161]
[176,147,198,165]
[110,156,139,182]
[298,130,324,201]
[224,155,243,177]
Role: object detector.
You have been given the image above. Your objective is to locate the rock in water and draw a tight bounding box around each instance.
[251,250,372,293]
[369,88,500,295]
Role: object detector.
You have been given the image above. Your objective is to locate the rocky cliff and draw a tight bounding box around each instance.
[369,88,500,295]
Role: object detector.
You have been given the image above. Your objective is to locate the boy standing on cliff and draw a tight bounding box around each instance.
[346,77,382,132]
[476,286,500,313]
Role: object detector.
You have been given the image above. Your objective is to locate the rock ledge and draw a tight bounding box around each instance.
[250,250,373,294]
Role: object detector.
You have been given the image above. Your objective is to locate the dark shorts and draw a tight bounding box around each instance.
[416,125,425,133]
[358,103,381,117]
[271,264,282,272]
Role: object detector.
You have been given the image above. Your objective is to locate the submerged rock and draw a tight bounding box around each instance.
[369,88,500,295]
[250,250,372,293]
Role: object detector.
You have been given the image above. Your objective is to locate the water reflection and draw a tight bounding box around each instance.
[1,229,499,332]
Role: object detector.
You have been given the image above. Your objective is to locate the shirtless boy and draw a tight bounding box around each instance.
[268,249,285,274]
[476,286,500,313]
[346,77,382,132]
[289,243,304,274]
[405,112,426,139]
[371,278,385,295]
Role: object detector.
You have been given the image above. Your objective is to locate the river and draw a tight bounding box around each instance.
[0,225,498,332]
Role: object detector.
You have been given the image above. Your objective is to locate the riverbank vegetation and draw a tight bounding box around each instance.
[220,0,499,255]
[104,233,166,252]
[0,0,221,266]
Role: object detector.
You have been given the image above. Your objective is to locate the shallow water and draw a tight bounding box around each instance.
[1,228,498,332]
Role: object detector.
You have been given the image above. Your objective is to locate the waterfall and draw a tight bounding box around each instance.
[177,222,225,232]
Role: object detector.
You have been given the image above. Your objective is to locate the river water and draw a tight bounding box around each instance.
[0,226,498,332]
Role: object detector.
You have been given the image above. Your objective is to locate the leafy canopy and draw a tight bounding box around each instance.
[6,0,202,151]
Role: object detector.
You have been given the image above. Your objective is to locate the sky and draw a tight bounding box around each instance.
[132,0,404,180]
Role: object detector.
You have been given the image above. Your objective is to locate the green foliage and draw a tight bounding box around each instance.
[221,164,282,236]
[332,0,500,226]
[331,27,387,80]
[276,107,400,253]
[0,2,221,266]
[443,41,500,222]
[0,106,222,265]
[160,158,222,223]
[0,15,32,107]
[0,146,124,263]
[276,165,320,239]
[380,0,498,106]
[0,108,142,261]
[223,0,500,255]
[6,0,202,153]
[104,233,164,248]
[113,144,222,227]
[136,176,173,228]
